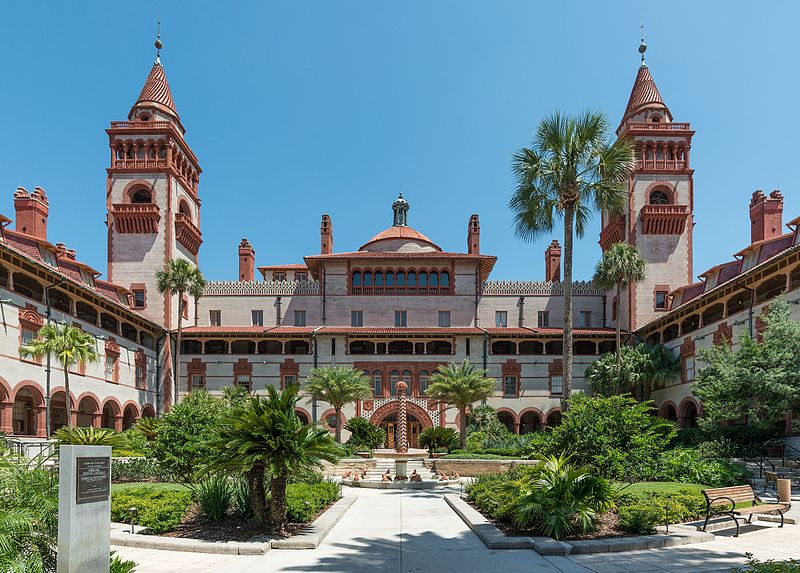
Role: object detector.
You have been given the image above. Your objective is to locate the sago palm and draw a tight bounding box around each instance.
[425,360,495,450]
[156,258,207,407]
[20,323,99,429]
[510,111,634,411]
[204,385,342,532]
[592,242,647,363]
[54,426,126,447]
[304,366,372,443]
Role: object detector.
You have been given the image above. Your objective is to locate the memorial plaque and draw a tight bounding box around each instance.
[75,456,110,505]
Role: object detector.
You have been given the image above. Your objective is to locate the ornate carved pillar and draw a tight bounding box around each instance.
[395,380,408,454]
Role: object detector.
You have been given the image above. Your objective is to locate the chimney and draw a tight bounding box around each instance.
[545,240,561,282]
[238,238,255,282]
[320,214,333,255]
[14,186,49,241]
[467,214,480,254]
[750,189,784,243]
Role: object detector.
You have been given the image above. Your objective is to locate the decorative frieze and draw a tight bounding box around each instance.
[204,280,320,296]
[481,280,602,296]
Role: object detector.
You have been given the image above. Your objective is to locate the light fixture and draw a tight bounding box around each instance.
[0,298,13,303]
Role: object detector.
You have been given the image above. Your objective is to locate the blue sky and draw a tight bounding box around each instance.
[0,1,796,282]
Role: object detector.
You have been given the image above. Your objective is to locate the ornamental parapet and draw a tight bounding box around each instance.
[174,213,203,255]
[640,204,689,235]
[204,280,320,296]
[481,280,603,296]
[110,203,160,234]
[599,217,626,252]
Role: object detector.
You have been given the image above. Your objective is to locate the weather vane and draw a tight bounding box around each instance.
[154,19,163,64]
[639,18,647,67]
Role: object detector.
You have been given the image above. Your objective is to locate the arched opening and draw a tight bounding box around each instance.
[258,340,282,354]
[755,274,787,304]
[349,340,374,355]
[573,341,596,355]
[231,340,256,354]
[426,340,452,355]
[649,188,671,205]
[545,341,562,355]
[519,341,543,355]
[418,370,430,395]
[102,402,120,430]
[77,396,99,427]
[50,391,70,434]
[726,291,752,316]
[131,188,152,203]
[141,405,156,419]
[371,370,383,396]
[49,289,71,314]
[497,411,516,434]
[440,271,450,288]
[545,411,562,429]
[121,323,138,342]
[491,341,516,355]
[12,273,43,301]
[76,301,98,324]
[181,340,203,354]
[387,341,413,355]
[287,340,309,355]
[702,303,725,326]
[374,411,430,449]
[663,324,679,343]
[598,340,616,354]
[295,409,310,424]
[519,411,540,434]
[352,271,362,288]
[12,386,43,436]
[178,200,191,216]
[122,405,138,430]
[205,340,228,354]
[680,401,699,428]
[100,313,118,333]
[680,314,700,336]
[661,403,678,422]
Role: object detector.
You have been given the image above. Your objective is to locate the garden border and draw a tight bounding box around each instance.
[443,494,715,556]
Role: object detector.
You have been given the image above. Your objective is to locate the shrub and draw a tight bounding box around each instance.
[55,426,127,447]
[734,554,800,572]
[195,475,232,523]
[231,478,254,519]
[617,503,662,534]
[697,437,740,459]
[442,452,519,459]
[110,550,138,573]
[550,394,677,481]
[466,431,487,451]
[111,487,193,534]
[285,481,339,523]
[419,427,459,456]
[656,448,747,487]
[120,428,150,455]
[135,417,160,441]
[519,431,555,460]
[616,487,708,525]
[344,417,385,452]
[466,473,519,522]
[112,458,174,483]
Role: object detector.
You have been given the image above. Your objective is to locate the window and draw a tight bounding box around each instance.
[252,310,263,326]
[495,311,507,328]
[683,356,695,383]
[389,370,400,395]
[649,190,670,205]
[132,289,146,309]
[235,373,252,392]
[20,326,37,348]
[135,364,146,388]
[438,311,451,327]
[351,311,364,327]
[419,370,429,395]
[79,269,95,288]
[274,271,286,281]
[38,247,58,268]
[294,310,306,327]
[395,311,407,327]
[537,311,549,328]
[503,375,518,397]
[296,272,308,282]
[549,375,563,395]
[209,310,221,326]
[579,311,592,328]
[181,295,188,320]
[283,374,298,388]
[105,354,117,382]
[190,374,205,390]
[131,188,151,203]
[655,291,668,310]
[372,370,382,396]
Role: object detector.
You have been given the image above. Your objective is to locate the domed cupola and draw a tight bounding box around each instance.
[360,194,441,253]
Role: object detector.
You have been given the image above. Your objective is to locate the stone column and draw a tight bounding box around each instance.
[91,413,102,429]
[395,381,408,454]
[0,401,13,434]
[35,406,47,438]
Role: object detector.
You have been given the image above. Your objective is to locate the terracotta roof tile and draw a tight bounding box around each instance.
[623,65,666,119]
[361,226,440,251]
[132,63,178,118]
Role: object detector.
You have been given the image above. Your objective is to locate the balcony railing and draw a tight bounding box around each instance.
[175,213,203,255]
[112,158,168,170]
[599,217,626,251]
[110,121,174,130]
[350,286,453,296]
[635,159,687,171]
[627,122,691,131]
[640,204,689,235]
[110,203,161,234]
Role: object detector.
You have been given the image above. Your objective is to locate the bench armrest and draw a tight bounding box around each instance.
[707,496,737,511]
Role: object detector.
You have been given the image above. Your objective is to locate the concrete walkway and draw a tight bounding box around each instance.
[112,486,800,573]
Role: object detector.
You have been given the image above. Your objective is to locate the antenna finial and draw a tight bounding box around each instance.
[154,20,163,64]
[639,19,647,67]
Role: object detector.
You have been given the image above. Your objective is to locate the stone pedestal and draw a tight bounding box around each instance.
[57,445,111,573]
[778,478,792,503]
[395,460,407,479]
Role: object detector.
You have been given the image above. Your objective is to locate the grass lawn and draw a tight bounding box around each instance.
[613,481,707,495]
[111,482,190,493]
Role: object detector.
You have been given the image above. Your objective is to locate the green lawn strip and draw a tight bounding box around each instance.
[112,481,191,493]
[613,481,706,496]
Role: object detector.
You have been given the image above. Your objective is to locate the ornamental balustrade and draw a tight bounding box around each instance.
[110,203,161,234]
[635,159,687,171]
[481,280,603,296]
[626,122,691,132]
[204,280,320,296]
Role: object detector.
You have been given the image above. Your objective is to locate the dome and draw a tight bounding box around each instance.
[360,226,441,253]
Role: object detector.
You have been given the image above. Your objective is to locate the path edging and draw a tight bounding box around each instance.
[269,495,357,549]
[444,494,714,556]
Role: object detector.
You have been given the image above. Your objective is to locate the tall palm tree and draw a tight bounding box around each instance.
[638,344,679,401]
[592,242,647,363]
[425,360,496,450]
[509,111,634,411]
[204,385,342,532]
[20,323,98,429]
[304,366,372,443]
[156,258,207,407]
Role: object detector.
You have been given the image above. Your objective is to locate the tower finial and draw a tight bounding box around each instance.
[639,19,647,67]
[392,193,409,227]
[154,20,163,64]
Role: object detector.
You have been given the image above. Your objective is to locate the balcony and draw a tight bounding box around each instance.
[175,213,203,255]
[635,159,687,171]
[599,217,626,251]
[110,203,160,234]
[627,122,691,132]
[112,158,168,170]
[640,204,689,235]
[350,286,453,296]
[110,121,174,130]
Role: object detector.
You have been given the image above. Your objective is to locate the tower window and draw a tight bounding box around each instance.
[650,115,661,123]
[649,190,670,205]
[139,113,151,122]
[655,291,669,310]
[131,189,152,204]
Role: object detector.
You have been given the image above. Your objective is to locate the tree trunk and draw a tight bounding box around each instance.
[458,406,467,450]
[247,462,268,529]
[334,406,342,443]
[562,204,574,413]
[174,290,184,407]
[615,281,622,365]
[269,467,289,533]
[63,366,73,428]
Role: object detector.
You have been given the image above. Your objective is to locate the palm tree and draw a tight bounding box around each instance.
[156,258,207,407]
[638,344,679,401]
[20,323,98,429]
[204,385,342,532]
[592,242,647,363]
[509,111,634,411]
[304,366,372,443]
[425,360,496,450]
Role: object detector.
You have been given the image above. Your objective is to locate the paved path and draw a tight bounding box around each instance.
[113,486,800,573]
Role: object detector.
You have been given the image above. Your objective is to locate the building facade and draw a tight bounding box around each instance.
[3,38,799,444]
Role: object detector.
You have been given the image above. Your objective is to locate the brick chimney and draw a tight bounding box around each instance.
[14,186,49,241]
[750,190,784,244]
[238,238,255,282]
[467,214,480,254]
[320,214,333,255]
[545,240,561,282]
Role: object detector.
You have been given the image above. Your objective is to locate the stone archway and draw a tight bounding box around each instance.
[369,401,433,449]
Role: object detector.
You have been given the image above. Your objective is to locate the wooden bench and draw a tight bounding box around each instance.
[702,485,789,537]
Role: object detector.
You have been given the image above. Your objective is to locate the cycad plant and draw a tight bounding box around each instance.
[54,426,127,447]
[418,427,459,457]
[507,455,613,540]
[304,366,372,443]
[425,360,496,450]
[134,417,160,441]
[510,111,634,411]
[20,323,99,429]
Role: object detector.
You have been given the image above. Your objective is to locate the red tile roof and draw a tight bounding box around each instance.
[360,226,440,251]
[132,63,178,118]
[623,65,667,120]
[258,264,308,270]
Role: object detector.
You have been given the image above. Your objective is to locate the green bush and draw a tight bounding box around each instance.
[734,554,800,572]
[231,478,254,518]
[111,487,193,534]
[55,426,127,447]
[616,487,708,525]
[110,550,138,573]
[285,481,339,523]
[419,427,459,456]
[119,428,150,455]
[465,473,519,521]
[656,448,747,487]
[442,452,520,459]
[112,458,174,483]
[344,417,385,452]
[549,394,677,481]
[195,475,232,523]
[617,503,663,534]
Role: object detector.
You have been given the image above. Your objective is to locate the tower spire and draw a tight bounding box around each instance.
[154,20,163,65]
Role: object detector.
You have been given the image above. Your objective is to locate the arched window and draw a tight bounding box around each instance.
[440,271,450,287]
[131,188,152,203]
[385,271,395,286]
[418,272,428,287]
[429,272,439,287]
[363,271,373,287]
[389,370,400,395]
[407,271,417,288]
[396,272,406,287]
[401,370,412,395]
[374,271,384,287]
[372,370,382,396]
[650,114,661,123]
[655,146,664,160]
[178,200,191,216]
[419,370,429,395]
[645,147,653,160]
[352,271,362,287]
[649,189,670,205]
